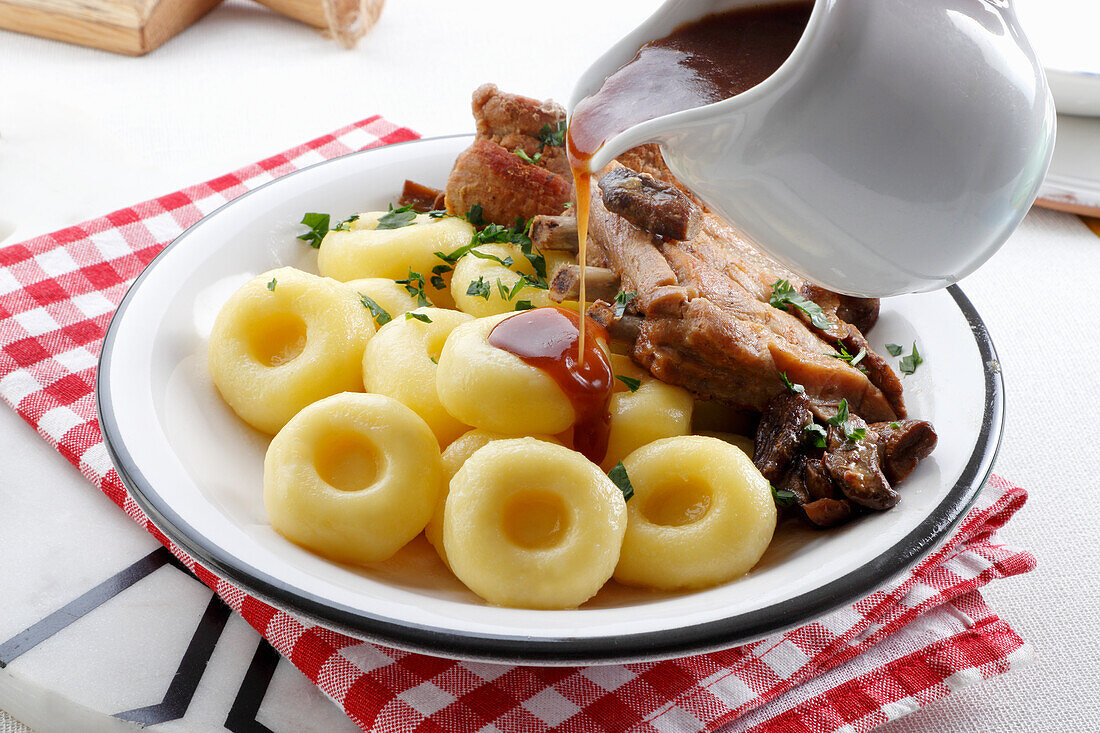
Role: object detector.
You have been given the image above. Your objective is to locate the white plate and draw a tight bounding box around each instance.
[97,135,1003,665]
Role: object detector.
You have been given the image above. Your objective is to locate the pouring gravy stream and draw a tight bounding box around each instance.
[566,2,813,359]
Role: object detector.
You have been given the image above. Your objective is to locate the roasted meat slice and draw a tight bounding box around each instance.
[870,419,938,484]
[445,138,572,225]
[471,83,571,179]
[753,391,813,483]
[399,180,446,213]
[599,167,702,240]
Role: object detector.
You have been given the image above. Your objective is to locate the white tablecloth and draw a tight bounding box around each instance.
[2,1,1097,730]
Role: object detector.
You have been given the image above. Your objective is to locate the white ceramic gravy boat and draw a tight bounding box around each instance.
[571,0,1056,297]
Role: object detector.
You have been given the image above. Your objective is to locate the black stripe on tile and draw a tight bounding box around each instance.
[0,547,173,667]
[225,638,280,733]
[115,592,232,725]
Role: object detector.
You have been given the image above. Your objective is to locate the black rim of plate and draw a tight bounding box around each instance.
[96,135,1004,665]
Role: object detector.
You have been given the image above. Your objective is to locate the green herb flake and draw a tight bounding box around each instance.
[616,375,642,392]
[890,422,901,430]
[779,371,804,394]
[430,264,451,290]
[464,204,486,227]
[506,278,527,300]
[395,268,432,307]
[469,248,514,268]
[771,484,799,508]
[538,120,567,148]
[614,291,637,319]
[375,203,417,230]
[427,210,450,219]
[405,311,433,323]
[885,343,904,357]
[266,278,277,291]
[804,422,828,448]
[848,427,867,442]
[429,355,438,364]
[514,300,534,311]
[769,279,831,330]
[899,342,923,375]
[827,398,850,428]
[608,462,634,501]
[514,148,543,165]
[466,276,491,300]
[297,212,330,248]
[333,214,360,231]
[358,293,392,326]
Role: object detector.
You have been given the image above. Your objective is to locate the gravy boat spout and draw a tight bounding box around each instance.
[570,0,1056,297]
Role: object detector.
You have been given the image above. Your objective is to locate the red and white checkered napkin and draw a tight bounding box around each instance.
[0,119,1036,732]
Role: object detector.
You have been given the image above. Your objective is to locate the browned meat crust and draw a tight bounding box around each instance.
[445,138,572,225]
[399,180,445,213]
[614,144,707,208]
[871,420,938,484]
[753,391,813,483]
[471,83,571,179]
[599,167,702,240]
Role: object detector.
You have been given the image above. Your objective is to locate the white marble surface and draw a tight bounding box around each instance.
[1,1,1098,731]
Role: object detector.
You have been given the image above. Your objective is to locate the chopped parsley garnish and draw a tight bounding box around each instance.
[464,204,486,227]
[890,422,901,430]
[538,120,567,148]
[804,422,828,448]
[614,291,636,319]
[395,268,432,307]
[514,148,543,164]
[831,342,866,366]
[469,248,513,268]
[430,264,451,290]
[769,279,831,330]
[899,342,923,375]
[333,214,360,231]
[358,293,392,326]
[827,398,850,428]
[427,210,450,219]
[466,276,491,300]
[405,311,432,323]
[429,355,438,364]
[504,278,527,300]
[608,462,634,501]
[514,300,534,311]
[266,278,277,291]
[885,343,904,357]
[616,375,641,392]
[771,484,799,508]
[375,203,417,230]
[779,371,804,394]
[297,212,330,248]
[825,398,864,442]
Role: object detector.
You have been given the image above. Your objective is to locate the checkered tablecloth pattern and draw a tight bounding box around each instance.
[0,119,1036,732]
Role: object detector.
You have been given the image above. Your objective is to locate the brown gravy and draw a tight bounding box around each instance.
[488,306,613,463]
[567,3,813,358]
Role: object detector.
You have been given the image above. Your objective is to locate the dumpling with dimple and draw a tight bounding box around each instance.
[264,392,444,564]
[208,267,373,434]
[444,438,626,608]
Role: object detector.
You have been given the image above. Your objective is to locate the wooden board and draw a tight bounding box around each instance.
[0,0,222,55]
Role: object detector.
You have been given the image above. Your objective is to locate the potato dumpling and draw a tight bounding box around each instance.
[344,277,421,323]
[450,244,556,317]
[602,354,694,471]
[362,307,473,447]
[317,213,474,307]
[208,267,373,434]
[444,438,626,608]
[264,392,444,565]
[436,311,609,435]
[614,435,776,591]
[426,429,560,567]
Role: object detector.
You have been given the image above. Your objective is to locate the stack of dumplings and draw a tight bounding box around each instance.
[208,211,777,608]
